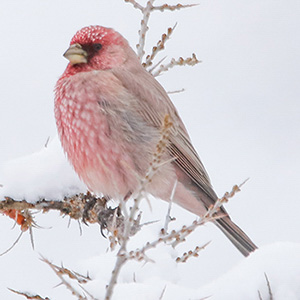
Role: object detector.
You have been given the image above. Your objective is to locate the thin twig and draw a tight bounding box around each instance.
[8,288,50,300]
[148,56,167,74]
[131,215,216,260]
[152,53,201,76]
[172,180,248,248]
[265,273,273,300]
[175,242,210,263]
[0,231,24,256]
[143,23,177,68]
[0,193,107,228]
[124,0,143,11]
[41,256,87,300]
[163,179,177,233]
[44,136,50,148]
[137,0,156,61]
[152,3,198,12]
[167,88,185,94]
[159,285,167,300]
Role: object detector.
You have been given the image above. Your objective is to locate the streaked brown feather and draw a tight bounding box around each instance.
[112,65,216,202]
[111,59,257,257]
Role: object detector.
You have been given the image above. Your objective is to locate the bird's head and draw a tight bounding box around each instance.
[62,26,131,75]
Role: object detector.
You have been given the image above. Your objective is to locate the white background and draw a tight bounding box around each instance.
[0,1,299,299]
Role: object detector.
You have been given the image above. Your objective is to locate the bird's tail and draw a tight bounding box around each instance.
[215,216,258,257]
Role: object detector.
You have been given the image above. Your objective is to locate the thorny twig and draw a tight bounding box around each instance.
[41,257,96,300]
[0,208,36,256]
[152,53,201,76]
[127,0,156,61]
[205,178,249,219]
[0,193,107,228]
[125,0,196,65]
[152,3,197,12]
[8,288,50,300]
[175,242,210,263]
[104,209,143,251]
[0,231,24,256]
[124,0,143,11]
[163,179,177,233]
[265,273,274,300]
[167,88,185,94]
[171,180,248,248]
[126,214,217,263]
[121,178,247,265]
[143,23,177,68]
[0,193,107,255]
[258,273,273,300]
[44,261,91,284]
[159,285,167,300]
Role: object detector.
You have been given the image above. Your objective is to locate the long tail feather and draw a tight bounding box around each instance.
[215,216,258,257]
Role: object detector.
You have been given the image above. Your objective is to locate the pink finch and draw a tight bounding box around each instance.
[55,26,257,256]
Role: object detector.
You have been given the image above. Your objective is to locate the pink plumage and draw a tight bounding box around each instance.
[55,25,257,256]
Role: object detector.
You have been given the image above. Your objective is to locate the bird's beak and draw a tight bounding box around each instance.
[63,43,88,65]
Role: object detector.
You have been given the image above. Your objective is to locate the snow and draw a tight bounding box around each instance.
[201,243,300,300]
[75,235,300,299]
[1,0,300,299]
[0,137,85,202]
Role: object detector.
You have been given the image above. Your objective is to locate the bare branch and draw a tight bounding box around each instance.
[41,257,88,300]
[163,179,177,233]
[159,285,167,300]
[0,193,108,256]
[143,24,177,68]
[128,214,216,262]
[8,288,50,300]
[171,180,248,248]
[152,3,198,12]
[44,136,50,148]
[137,0,156,60]
[44,260,91,285]
[0,231,24,256]
[152,53,201,76]
[0,193,107,228]
[205,178,249,219]
[167,88,185,94]
[124,0,143,11]
[126,1,196,62]
[258,273,273,300]
[175,242,210,263]
[148,56,167,74]
[264,273,274,300]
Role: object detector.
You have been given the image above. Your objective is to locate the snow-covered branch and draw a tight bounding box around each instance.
[0,193,107,231]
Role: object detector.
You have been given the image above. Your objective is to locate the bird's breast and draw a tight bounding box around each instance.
[54,73,158,199]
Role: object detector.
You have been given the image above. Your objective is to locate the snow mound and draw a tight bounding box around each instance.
[0,137,86,202]
[200,242,300,300]
[80,241,300,300]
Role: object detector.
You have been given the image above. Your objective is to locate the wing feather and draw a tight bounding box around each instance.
[111,65,218,203]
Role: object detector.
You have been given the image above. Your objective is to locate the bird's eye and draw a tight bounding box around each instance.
[93,43,102,51]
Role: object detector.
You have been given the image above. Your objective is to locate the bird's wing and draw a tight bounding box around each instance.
[111,66,218,205]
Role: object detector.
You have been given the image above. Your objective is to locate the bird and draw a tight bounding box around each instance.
[55,25,257,256]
